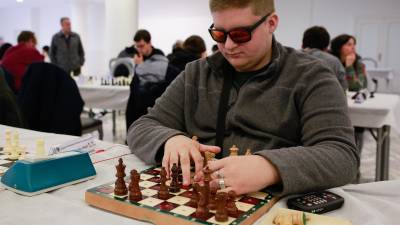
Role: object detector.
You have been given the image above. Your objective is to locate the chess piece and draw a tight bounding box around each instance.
[114,158,128,198]
[207,186,218,210]
[229,145,239,156]
[36,139,46,157]
[226,190,238,216]
[158,167,170,200]
[188,184,199,207]
[203,166,211,206]
[245,148,252,155]
[4,130,12,154]
[215,192,229,222]
[195,183,209,219]
[169,163,180,193]
[129,169,142,201]
[18,146,27,160]
[9,145,19,160]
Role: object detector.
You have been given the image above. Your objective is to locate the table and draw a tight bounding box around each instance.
[78,84,130,110]
[0,125,399,225]
[347,92,400,181]
[77,84,130,134]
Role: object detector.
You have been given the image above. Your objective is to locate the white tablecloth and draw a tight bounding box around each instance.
[0,125,399,225]
[347,92,400,132]
[78,84,130,110]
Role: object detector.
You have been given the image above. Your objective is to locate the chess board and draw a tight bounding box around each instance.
[85,166,278,225]
[0,147,17,177]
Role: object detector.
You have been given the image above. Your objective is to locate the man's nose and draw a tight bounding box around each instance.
[224,35,238,50]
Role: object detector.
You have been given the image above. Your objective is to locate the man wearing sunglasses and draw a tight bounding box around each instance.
[127,0,358,196]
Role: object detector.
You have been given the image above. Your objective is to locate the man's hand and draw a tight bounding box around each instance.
[345,53,356,67]
[134,53,143,65]
[196,155,281,195]
[162,135,220,186]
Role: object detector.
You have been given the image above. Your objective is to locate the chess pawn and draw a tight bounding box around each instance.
[188,184,199,207]
[169,163,180,193]
[229,145,239,156]
[207,186,218,210]
[129,169,142,201]
[226,190,238,216]
[215,192,229,222]
[158,167,170,200]
[114,158,128,197]
[9,146,19,160]
[195,184,209,219]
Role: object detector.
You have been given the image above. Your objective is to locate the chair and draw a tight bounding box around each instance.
[0,67,24,127]
[18,62,84,136]
[109,57,135,78]
[81,117,103,140]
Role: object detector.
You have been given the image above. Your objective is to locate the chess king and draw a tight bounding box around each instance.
[127,0,358,196]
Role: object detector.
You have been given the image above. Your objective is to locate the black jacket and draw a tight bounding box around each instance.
[18,62,84,135]
[168,49,200,73]
[0,67,24,127]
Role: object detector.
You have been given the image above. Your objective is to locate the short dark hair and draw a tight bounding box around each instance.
[302,26,330,50]
[17,31,36,44]
[183,35,206,56]
[42,45,50,52]
[134,29,151,43]
[60,17,70,24]
[212,44,218,52]
[0,43,12,59]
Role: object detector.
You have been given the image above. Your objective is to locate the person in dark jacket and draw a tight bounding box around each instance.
[0,43,12,62]
[169,35,207,73]
[0,67,24,127]
[50,17,85,76]
[18,62,84,135]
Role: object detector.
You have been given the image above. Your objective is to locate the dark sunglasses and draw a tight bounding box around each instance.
[208,13,271,44]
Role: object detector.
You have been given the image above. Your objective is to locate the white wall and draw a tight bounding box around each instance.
[1,0,400,78]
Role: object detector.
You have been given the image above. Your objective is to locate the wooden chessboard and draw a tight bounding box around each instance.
[85,166,278,225]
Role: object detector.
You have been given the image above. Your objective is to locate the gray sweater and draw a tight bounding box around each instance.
[127,39,359,196]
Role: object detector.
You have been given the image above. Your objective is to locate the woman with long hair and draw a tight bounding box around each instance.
[331,34,367,92]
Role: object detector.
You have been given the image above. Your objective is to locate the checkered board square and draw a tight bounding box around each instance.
[85,166,278,225]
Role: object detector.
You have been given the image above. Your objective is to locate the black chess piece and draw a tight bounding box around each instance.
[114,158,128,197]
[169,163,180,193]
[158,167,170,199]
[129,169,142,201]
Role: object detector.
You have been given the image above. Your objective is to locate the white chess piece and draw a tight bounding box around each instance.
[36,139,46,158]
[4,135,12,155]
[18,146,27,160]
[9,145,19,160]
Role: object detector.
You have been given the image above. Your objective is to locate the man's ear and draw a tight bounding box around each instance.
[267,13,279,33]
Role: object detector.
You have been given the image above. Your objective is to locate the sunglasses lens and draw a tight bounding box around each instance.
[210,30,226,43]
[229,29,251,43]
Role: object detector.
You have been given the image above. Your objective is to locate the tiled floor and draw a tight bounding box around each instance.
[98,111,400,182]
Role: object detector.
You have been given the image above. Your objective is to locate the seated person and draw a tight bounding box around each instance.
[1,31,44,92]
[127,0,358,196]
[133,29,169,86]
[169,35,207,73]
[0,67,24,127]
[301,26,347,91]
[330,34,367,92]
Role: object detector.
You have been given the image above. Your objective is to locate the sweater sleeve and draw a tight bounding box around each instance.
[256,64,359,196]
[127,71,187,164]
